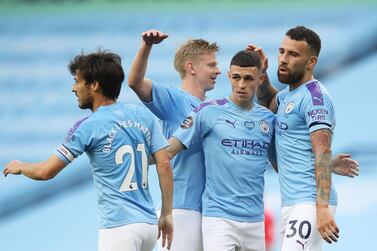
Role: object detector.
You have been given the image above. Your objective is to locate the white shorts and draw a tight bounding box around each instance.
[202,216,265,251]
[157,209,203,251]
[280,203,336,251]
[98,223,158,251]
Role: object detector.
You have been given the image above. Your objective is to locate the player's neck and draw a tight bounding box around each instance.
[181,79,206,101]
[289,74,314,91]
[92,97,116,112]
[229,95,253,111]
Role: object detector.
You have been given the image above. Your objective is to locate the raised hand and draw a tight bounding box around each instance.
[246,44,268,72]
[142,29,169,46]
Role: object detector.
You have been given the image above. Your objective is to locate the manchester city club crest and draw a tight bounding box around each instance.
[244,121,255,131]
[285,102,295,114]
[259,120,270,133]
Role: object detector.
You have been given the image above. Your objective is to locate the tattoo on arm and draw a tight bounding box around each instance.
[311,129,332,206]
[257,73,278,112]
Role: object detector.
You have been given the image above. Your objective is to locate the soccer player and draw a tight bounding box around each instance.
[166,50,274,251]
[254,26,356,250]
[3,50,174,251]
[128,29,220,251]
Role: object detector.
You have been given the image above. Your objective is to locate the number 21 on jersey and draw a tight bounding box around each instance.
[115,143,148,192]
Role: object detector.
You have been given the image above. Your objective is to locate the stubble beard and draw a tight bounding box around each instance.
[78,97,94,110]
[277,69,305,85]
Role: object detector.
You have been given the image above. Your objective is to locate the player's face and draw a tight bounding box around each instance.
[278,36,313,85]
[228,65,263,108]
[192,53,221,92]
[72,72,94,110]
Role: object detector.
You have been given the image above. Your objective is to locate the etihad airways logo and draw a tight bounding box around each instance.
[221,139,269,149]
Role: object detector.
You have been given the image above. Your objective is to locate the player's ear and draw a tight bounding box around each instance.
[92,81,100,92]
[227,70,231,80]
[185,60,195,75]
[307,56,317,71]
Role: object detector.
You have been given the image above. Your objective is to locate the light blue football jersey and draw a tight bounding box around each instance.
[54,102,168,228]
[174,97,275,222]
[143,82,205,211]
[275,80,337,206]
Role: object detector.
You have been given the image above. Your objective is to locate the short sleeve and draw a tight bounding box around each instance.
[143,82,174,120]
[301,89,335,133]
[173,105,216,149]
[149,114,169,154]
[54,117,92,164]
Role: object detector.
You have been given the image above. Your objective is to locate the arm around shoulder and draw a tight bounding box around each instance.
[166,137,186,160]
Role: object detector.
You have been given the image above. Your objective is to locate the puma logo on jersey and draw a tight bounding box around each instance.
[306,81,324,106]
[296,240,308,250]
[225,119,236,128]
[312,96,323,105]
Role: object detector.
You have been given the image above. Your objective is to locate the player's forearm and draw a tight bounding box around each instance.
[315,152,332,207]
[127,42,152,89]
[20,161,56,180]
[157,160,173,216]
[166,137,185,160]
[4,155,66,180]
[257,73,278,111]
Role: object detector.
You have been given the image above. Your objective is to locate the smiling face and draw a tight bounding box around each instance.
[71,71,94,110]
[278,36,317,86]
[228,65,264,109]
[191,52,221,92]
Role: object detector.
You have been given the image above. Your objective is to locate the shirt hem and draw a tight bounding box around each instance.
[99,218,157,229]
[202,212,264,223]
[281,199,338,207]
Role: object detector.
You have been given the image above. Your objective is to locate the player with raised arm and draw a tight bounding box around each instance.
[251,26,360,250]
[166,50,274,251]
[4,50,173,251]
[128,29,220,251]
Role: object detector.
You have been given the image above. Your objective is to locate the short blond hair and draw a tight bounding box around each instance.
[174,39,219,79]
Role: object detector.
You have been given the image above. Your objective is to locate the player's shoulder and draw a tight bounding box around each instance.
[254,102,274,115]
[152,81,193,102]
[193,98,229,113]
[123,103,156,119]
[276,86,290,103]
[67,116,91,135]
[302,80,333,106]
[123,102,145,111]
[152,81,180,94]
[303,80,330,96]
[254,103,275,121]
